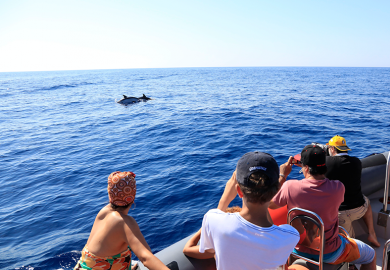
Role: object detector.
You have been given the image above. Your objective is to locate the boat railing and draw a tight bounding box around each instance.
[378,152,390,227]
[382,239,390,270]
[287,207,325,270]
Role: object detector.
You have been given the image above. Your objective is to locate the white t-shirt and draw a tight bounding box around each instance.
[199,209,299,270]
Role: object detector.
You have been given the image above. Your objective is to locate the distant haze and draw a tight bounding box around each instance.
[0,0,389,72]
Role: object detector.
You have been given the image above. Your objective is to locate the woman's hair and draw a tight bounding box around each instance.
[110,202,133,210]
[226,206,242,213]
[238,171,279,204]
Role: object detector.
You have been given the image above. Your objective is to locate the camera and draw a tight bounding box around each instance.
[311,142,329,156]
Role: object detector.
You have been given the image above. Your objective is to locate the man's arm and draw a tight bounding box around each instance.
[183,229,215,259]
[217,170,238,211]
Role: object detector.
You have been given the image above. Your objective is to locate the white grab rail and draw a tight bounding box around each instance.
[382,239,390,270]
[287,207,325,270]
[382,152,390,212]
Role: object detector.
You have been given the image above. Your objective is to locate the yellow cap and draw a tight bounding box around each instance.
[327,135,351,151]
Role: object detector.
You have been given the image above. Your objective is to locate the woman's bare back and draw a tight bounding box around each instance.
[86,205,134,257]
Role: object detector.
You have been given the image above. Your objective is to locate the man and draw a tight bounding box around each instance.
[270,145,376,270]
[326,135,380,247]
[199,152,300,270]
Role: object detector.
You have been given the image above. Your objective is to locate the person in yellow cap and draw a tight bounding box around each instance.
[326,136,380,247]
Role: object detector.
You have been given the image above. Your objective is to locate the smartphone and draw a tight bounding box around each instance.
[292,158,301,165]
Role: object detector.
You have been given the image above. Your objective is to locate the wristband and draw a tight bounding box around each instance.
[279,174,286,179]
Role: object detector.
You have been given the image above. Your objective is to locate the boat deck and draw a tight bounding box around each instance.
[354,189,390,270]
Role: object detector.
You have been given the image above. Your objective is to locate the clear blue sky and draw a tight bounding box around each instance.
[0,0,389,72]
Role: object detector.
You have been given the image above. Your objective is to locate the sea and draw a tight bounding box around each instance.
[0,67,389,270]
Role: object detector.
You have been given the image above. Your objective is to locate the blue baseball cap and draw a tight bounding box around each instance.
[236,151,279,187]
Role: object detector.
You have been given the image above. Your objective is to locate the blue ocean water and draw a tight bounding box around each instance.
[0,67,389,270]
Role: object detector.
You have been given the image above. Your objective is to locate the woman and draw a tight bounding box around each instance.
[74,171,169,270]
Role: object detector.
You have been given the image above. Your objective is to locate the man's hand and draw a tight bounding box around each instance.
[280,156,293,177]
[279,157,293,187]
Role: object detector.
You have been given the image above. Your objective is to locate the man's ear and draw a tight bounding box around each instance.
[302,165,309,175]
[236,184,244,198]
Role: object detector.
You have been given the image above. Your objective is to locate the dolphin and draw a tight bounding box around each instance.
[138,94,152,101]
[116,94,153,105]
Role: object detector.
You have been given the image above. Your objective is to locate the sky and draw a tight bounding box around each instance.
[0,0,389,72]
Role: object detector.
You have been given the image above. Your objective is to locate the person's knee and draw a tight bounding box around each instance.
[358,244,375,264]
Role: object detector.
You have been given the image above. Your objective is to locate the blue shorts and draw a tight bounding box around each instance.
[349,238,375,265]
[293,235,375,265]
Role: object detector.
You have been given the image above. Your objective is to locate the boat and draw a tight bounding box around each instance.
[137,151,390,270]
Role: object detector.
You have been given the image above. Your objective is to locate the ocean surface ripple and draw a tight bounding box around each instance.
[0,67,389,269]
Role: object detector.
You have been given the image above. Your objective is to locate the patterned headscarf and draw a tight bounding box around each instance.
[107,171,136,206]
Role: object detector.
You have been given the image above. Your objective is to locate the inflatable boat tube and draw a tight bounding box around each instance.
[361,151,388,196]
[138,151,389,270]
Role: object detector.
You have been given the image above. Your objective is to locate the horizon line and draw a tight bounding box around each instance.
[1,65,389,73]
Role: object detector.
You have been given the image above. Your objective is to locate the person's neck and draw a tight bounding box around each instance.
[306,173,326,180]
[110,204,131,215]
[117,208,130,215]
[302,167,326,180]
[239,200,273,228]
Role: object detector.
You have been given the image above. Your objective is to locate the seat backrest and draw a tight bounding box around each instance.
[287,207,325,270]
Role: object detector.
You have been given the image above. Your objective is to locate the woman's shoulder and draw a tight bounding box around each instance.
[106,209,138,229]
[96,205,131,224]
[95,205,114,218]
[122,214,138,228]
[94,204,139,228]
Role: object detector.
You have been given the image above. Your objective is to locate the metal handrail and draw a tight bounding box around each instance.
[383,152,390,212]
[382,239,390,270]
[287,207,325,270]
